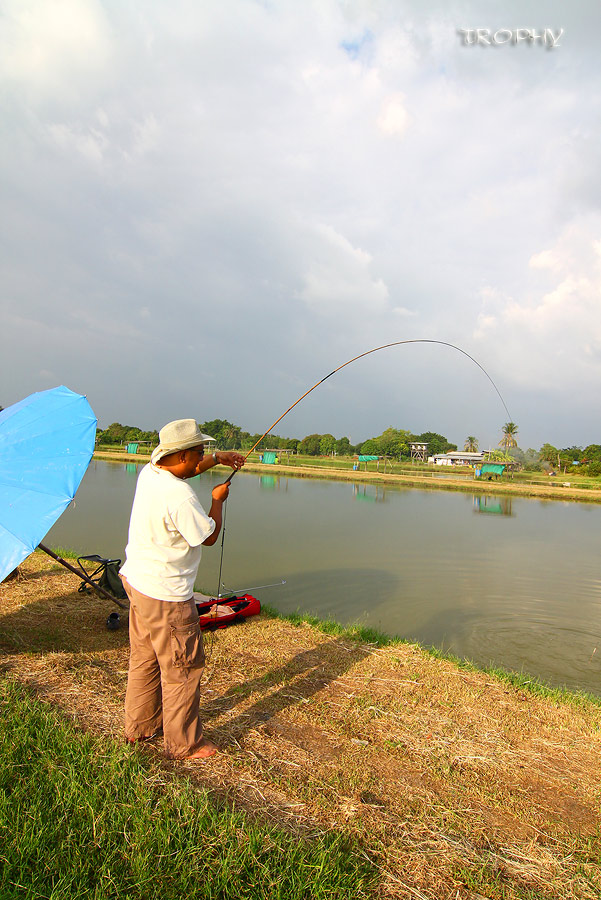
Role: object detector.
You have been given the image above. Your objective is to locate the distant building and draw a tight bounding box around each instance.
[409,441,428,462]
[430,451,485,466]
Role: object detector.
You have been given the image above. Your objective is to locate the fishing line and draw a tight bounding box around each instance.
[221,579,287,594]
[205,485,230,662]
[226,338,511,482]
[205,495,229,669]
[216,495,228,599]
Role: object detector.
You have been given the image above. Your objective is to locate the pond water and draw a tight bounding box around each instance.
[46,460,601,696]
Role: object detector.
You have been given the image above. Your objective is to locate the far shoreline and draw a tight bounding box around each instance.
[93,449,601,504]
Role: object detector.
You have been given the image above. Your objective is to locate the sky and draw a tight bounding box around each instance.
[1,0,600,451]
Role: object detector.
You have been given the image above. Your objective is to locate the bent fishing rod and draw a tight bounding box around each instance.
[215,338,510,598]
[225,338,511,483]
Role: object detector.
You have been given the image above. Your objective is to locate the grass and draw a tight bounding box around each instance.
[261,604,395,647]
[3,552,601,899]
[46,546,80,560]
[0,678,375,900]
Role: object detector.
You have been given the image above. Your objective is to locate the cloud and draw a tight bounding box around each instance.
[0,0,112,101]
[474,220,601,390]
[47,122,107,164]
[297,223,390,315]
[1,1,601,448]
[377,93,410,137]
[529,250,557,271]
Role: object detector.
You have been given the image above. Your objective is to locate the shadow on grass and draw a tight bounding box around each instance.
[200,638,370,746]
[2,564,375,748]
[0,590,129,655]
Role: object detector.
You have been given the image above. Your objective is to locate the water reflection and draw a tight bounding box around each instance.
[472,495,515,517]
[351,484,387,503]
[258,475,291,492]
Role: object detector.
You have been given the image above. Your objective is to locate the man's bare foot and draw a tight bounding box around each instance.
[183,739,218,760]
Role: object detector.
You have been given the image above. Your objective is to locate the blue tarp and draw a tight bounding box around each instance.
[0,386,97,582]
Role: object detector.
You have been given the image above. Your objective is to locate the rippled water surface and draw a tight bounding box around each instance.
[47,461,601,695]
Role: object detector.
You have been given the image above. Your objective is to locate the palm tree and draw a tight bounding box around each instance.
[464,436,479,452]
[499,422,519,452]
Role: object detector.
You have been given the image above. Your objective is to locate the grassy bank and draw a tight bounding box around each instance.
[2,552,601,899]
[93,448,601,504]
[0,679,373,900]
[260,605,601,709]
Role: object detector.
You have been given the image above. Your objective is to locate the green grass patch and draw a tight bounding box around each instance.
[48,546,80,560]
[0,679,376,900]
[425,644,601,709]
[261,604,394,648]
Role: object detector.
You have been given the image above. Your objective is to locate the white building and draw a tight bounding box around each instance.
[430,451,485,466]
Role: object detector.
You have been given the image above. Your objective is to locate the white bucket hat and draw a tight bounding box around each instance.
[151,418,215,464]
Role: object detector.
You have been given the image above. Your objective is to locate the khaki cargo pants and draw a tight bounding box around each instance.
[122,577,206,759]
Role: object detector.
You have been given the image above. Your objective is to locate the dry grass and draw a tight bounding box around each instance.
[2,552,601,899]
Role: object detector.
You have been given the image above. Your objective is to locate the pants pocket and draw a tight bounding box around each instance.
[170,622,205,668]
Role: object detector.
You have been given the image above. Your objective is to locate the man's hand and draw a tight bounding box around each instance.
[211,482,230,503]
[215,451,245,470]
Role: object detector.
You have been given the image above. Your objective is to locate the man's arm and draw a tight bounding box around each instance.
[202,482,230,545]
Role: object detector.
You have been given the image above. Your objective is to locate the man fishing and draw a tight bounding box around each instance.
[120,418,244,760]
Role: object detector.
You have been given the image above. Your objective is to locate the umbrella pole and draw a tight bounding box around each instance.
[38,543,129,610]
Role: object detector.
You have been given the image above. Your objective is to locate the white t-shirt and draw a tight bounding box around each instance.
[120,463,216,602]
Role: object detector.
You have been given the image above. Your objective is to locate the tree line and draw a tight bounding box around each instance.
[465,424,601,475]
[94,418,601,475]
[3,399,599,473]
[95,420,456,458]
[534,443,601,476]
[496,444,601,476]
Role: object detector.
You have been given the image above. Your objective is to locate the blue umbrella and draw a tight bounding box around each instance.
[0,385,97,583]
